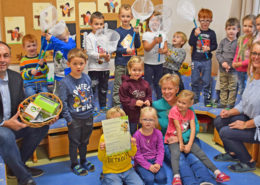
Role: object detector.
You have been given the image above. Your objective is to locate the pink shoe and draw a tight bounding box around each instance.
[172,176,182,185]
[216,172,230,183]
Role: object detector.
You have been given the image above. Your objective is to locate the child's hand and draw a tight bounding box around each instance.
[184,144,192,153]
[222,62,230,72]
[167,51,171,56]
[149,165,157,173]
[179,143,185,152]
[194,28,201,37]
[38,59,44,66]
[158,48,164,54]
[100,142,106,150]
[154,36,162,44]
[104,53,110,62]
[130,137,136,145]
[67,122,71,126]
[31,68,38,76]
[144,100,150,106]
[133,26,139,34]
[45,33,52,41]
[126,48,133,55]
[202,45,210,52]
[153,163,161,172]
[136,100,144,107]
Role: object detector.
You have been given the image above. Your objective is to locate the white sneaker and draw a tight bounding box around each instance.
[200,182,214,185]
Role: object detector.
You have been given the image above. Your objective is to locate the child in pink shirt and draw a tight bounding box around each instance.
[165,90,230,185]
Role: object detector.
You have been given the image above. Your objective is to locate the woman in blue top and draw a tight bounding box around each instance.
[153,73,216,185]
[214,41,260,173]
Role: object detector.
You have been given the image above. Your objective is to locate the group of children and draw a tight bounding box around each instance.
[17,3,260,185]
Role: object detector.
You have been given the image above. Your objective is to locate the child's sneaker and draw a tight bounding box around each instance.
[82,161,95,172]
[172,176,182,185]
[216,172,230,183]
[72,164,88,176]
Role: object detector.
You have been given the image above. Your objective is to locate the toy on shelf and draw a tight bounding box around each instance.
[19,92,63,128]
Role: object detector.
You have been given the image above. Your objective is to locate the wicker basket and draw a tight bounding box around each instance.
[19,92,63,128]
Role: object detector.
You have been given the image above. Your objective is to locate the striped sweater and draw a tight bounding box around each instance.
[20,55,49,84]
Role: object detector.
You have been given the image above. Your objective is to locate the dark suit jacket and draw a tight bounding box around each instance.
[0,69,24,122]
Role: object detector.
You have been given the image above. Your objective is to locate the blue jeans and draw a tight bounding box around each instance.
[136,159,167,185]
[214,114,258,163]
[24,82,48,97]
[101,168,144,185]
[237,71,247,96]
[164,139,216,185]
[0,125,49,184]
[144,64,163,99]
[191,60,212,101]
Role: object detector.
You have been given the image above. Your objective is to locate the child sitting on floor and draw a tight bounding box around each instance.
[98,107,143,185]
[134,107,167,185]
[165,90,230,185]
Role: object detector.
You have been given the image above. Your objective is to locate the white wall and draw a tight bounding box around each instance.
[164,0,234,74]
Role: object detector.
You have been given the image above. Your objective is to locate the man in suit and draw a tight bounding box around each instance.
[0,41,50,185]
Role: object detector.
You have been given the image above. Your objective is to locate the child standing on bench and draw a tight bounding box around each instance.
[98,107,143,185]
[166,90,230,185]
[59,48,95,176]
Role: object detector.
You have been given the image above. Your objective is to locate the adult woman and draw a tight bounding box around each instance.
[214,41,260,172]
[153,73,216,185]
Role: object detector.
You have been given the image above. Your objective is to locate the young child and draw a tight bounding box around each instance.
[134,107,167,185]
[165,90,230,185]
[163,31,187,92]
[233,14,256,96]
[113,4,141,107]
[85,11,110,113]
[254,14,260,43]
[59,48,95,176]
[119,56,152,135]
[20,34,49,97]
[42,20,76,95]
[188,8,218,106]
[143,11,168,100]
[216,18,240,109]
[98,107,144,185]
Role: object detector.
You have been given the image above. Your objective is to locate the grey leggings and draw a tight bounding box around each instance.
[168,142,217,175]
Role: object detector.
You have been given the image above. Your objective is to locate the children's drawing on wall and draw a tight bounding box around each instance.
[5,17,25,44]
[79,2,96,28]
[56,0,75,21]
[32,3,52,30]
[98,0,121,13]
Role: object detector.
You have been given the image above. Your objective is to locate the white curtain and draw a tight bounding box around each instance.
[230,0,260,20]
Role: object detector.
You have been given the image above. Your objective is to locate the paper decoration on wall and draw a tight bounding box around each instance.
[79,2,96,28]
[5,17,25,44]
[33,3,52,30]
[56,0,75,21]
[98,0,121,13]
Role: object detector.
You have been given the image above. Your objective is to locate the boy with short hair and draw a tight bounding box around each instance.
[216,18,240,109]
[113,4,141,106]
[163,31,187,92]
[85,11,110,113]
[59,48,95,176]
[20,34,49,97]
[42,21,76,95]
[188,8,218,106]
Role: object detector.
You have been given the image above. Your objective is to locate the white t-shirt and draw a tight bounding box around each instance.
[86,32,110,71]
[142,32,166,65]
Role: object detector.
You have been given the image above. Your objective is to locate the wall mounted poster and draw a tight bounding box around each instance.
[5,17,25,44]
[56,0,75,21]
[79,2,96,29]
[98,0,121,14]
[102,116,131,156]
[32,3,52,30]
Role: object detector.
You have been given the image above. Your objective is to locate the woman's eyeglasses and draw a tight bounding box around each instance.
[251,52,260,57]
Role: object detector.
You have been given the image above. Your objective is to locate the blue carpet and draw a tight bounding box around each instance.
[34,141,260,185]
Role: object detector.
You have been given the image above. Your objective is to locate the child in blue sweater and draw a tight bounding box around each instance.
[59,48,95,176]
[42,21,76,95]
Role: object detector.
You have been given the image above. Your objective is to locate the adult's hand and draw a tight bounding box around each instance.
[220,109,230,118]
[229,120,246,130]
[3,112,27,131]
